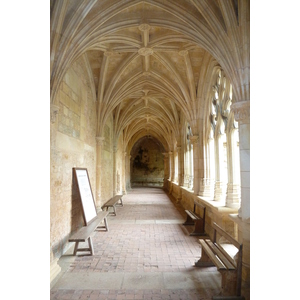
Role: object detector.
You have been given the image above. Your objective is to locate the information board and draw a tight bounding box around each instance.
[73,168,97,225]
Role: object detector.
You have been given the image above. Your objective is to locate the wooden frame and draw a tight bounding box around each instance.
[73,168,97,225]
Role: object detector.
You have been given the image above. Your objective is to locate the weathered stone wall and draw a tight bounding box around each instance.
[130,138,164,187]
[50,57,97,262]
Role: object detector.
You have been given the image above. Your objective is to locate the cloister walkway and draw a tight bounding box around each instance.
[50,187,221,300]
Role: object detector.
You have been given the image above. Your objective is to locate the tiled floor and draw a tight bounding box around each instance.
[51,187,221,299]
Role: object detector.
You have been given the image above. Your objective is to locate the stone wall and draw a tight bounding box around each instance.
[130,138,164,187]
[50,57,97,262]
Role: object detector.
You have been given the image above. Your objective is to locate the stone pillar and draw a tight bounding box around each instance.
[225,126,241,208]
[125,154,131,191]
[169,151,174,181]
[122,152,127,194]
[231,100,250,300]
[95,136,105,209]
[190,135,199,194]
[173,148,178,182]
[162,152,169,188]
[199,139,215,197]
[113,144,118,195]
[183,144,189,187]
[231,101,250,220]
[177,146,183,186]
[213,134,227,202]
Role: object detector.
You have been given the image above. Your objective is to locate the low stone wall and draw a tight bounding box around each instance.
[166,180,239,240]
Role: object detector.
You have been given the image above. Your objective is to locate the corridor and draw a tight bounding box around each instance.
[50,188,221,299]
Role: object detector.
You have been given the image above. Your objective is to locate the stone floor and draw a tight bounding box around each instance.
[50,187,221,299]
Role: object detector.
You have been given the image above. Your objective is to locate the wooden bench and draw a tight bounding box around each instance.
[101,195,123,216]
[195,222,243,299]
[68,211,109,256]
[182,201,207,236]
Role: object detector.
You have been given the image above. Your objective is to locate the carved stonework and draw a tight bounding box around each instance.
[179,50,188,56]
[138,47,153,56]
[96,136,105,146]
[231,101,250,124]
[50,105,59,124]
[189,135,199,145]
[138,24,151,32]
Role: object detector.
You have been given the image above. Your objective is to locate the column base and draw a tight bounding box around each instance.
[214,181,226,202]
[199,178,214,197]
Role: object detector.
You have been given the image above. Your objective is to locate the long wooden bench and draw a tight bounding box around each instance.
[101,195,123,216]
[182,201,207,236]
[195,222,243,299]
[68,211,109,256]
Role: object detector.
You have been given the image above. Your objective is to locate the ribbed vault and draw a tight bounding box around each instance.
[50,0,249,152]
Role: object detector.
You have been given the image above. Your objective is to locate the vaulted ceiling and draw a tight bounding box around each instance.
[50,0,249,152]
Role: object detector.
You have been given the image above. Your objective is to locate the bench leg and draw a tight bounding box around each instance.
[88,237,94,256]
[116,198,123,207]
[72,238,94,256]
[219,270,237,296]
[112,205,117,216]
[190,219,207,236]
[104,217,109,231]
[96,217,109,231]
[73,241,79,256]
[182,214,195,226]
[195,247,215,267]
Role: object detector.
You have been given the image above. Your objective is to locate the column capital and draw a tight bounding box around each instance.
[231,101,250,124]
[96,136,105,146]
[50,104,59,124]
[189,135,199,145]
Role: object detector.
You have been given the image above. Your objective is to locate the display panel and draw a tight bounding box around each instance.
[73,168,97,225]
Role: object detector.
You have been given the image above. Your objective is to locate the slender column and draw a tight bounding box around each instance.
[231,101,250,220]
[162,152,169,188]
[177,146,183,185]
[95,136,105,208]
[190,135,199,194]
[226,125,241,208]
[113,144,118,195]
[174,147,178,183]
[213,134,227,202]
[169,151,174,181]
[122,152,127,195]
[199,137,215,197]
[232,100,250,300]
[125,154,131,191]
[183,143,189,187]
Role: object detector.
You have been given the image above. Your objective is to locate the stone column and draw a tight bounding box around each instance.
[225,126,241,208]
[199,138,215,197]
[122,152,127,195]
[190,135,199,194]
[95,136,105,209]
[231,100,250,300]
[169,151,174,181]
[174,147,178,183]
[162,153,169,188]
[231,101,250,220]
[125,154,131,191]
[177,146,183,186]
[213,134,227,202]
[113,144,118,195]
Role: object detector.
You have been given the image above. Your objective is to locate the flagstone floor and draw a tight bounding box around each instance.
[50,187,221,299]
